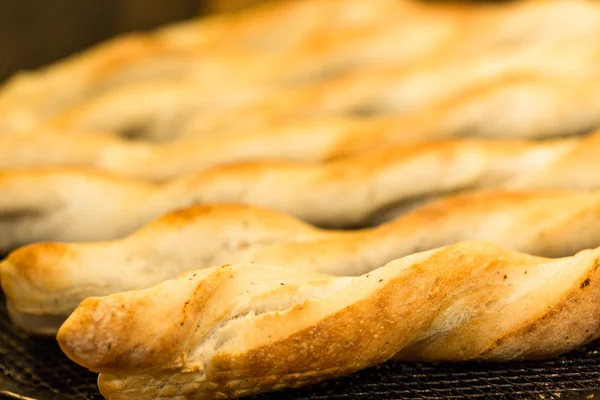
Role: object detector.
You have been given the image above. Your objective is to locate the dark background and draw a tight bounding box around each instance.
[0,0,207,83]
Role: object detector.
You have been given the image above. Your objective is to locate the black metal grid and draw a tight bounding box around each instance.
[2,293,600,400]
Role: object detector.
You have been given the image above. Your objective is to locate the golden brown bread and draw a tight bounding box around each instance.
[40,0,600,142]
[3,72,600,180]
[4,2,600,397]
[5,189,600,335]
[38,35,600,141]
[41,0,457,135]
[0,0,464,134]
[176,47,600,139]
[57,241,600,399]
[5,132,600,252]
[0,204,329,335]
[3,0,600,139]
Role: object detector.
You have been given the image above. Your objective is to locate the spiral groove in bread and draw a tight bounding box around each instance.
[56,241,600,399]
[2,71,600,181]
[2,0,600,139]
[3,132,600,253]
[5,189,600,335]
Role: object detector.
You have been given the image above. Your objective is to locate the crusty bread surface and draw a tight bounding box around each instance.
[57,241,600,399]
[5,189,600,335]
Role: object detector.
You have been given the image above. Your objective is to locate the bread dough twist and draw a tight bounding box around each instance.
[0,0,464,134]
[3,132,600,253]
[37,31,600,140]
[2,0,599,138]
[56,241,600,399]
[4,189,600,335]
[174,41,600,139]
[2,72,600,180]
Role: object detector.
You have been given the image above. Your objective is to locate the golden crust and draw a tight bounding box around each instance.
[2,72,600,181]
[57,241,600,399]
[0,204,327,323]
[3,0,600,397]
[0,167,157,253]
[3,132,600,252]
[3,0,600,138]
[34,2,600,141]
[0,0,455,134]
[5,189,600,335]
[178,50,600,139]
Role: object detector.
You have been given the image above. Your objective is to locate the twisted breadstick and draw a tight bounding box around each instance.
[3,72,600,180]
[0,0,341,131]
[9,6,449,139]
[56,241,600,399]
[0,204,330,334]
[39,19,600,140]
[5,189,600,335]
[3,133,600,252]
[0,0,461,134]
[4,0,599,138]
[177,40,600,138]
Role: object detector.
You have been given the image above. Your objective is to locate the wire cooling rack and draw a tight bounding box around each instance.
[2,293,600,400]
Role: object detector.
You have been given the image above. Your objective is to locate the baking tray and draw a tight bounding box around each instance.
[2,291,600,400]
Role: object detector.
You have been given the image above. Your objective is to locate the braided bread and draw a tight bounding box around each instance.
[56,241,600,399]
[5,189,600,335]
[4,132,600,252]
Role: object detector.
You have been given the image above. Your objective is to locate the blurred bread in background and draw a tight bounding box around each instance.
[0,0,508,83]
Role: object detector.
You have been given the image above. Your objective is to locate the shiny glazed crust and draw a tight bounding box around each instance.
[57,241,600,399]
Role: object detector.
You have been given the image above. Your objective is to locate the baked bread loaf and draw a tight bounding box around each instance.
[4,132,600,252]
[57,241,600,399]
[5,189,600,335]
[3,72,600,180]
